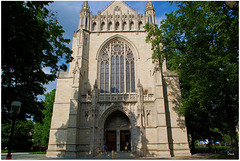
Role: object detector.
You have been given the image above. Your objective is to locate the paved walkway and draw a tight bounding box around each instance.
[95,151,137,159]
[1,153,49,160]
[1,152,218,160]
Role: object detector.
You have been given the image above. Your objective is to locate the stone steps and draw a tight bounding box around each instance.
[95,151,137,159]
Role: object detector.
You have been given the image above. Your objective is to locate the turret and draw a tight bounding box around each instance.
[145,1,156,24]
[79,1,90,30]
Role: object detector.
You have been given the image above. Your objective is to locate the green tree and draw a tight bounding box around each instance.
[2,119,34,151]
[145,1,238,156]
[33,89,56,148]
[1,1,72,123]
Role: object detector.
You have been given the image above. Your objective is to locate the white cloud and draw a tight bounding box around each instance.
[45,79,57,93]
[38,79,57,101]
[156,14,166,26]
[42,67,51,74]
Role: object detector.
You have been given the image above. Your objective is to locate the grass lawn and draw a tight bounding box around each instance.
[1,150,46,154]
[28,151,46,154]
[209,154,237,159]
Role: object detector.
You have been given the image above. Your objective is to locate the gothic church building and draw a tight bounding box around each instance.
[47,1,190,158]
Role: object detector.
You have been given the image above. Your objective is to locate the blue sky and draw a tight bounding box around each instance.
[39,1,178,100]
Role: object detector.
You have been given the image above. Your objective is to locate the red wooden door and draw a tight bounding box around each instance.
[106,131,116,151]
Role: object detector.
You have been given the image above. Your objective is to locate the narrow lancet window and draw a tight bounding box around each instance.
[111,56,115,93]
[100,62,104,93]
[120,56,124,93]
[116,56,119,93]
[105,62,109,93]
[131,61,135,92]
[126,61,130,92]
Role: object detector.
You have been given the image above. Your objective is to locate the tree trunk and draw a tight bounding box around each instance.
[191,133,196,154]
[229,124,238,158]
[226,94,238,158]
[208,142,212,153]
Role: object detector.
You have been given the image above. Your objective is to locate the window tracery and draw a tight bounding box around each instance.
[115,6,121,11]
[99,40,135,93]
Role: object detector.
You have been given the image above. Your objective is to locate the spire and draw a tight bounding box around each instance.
[79,1,90,30]
[145,1,156,24]
[81,1,89,11]
[146,1,154,11]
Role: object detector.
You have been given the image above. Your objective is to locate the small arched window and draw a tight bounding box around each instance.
[138,21,143,30]
[108,22,113,30]
[123,21,127,30]
[130,21,134,30]
[99,39,135,93]
[148,16,152,23]
[101,22,105,31]
[92,22,96,31]
[115,21,120,30]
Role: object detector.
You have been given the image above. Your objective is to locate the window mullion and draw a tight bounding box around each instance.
[124,43,126,93]
[114,55,116,93]
[130,60,132,93]
[104,61,106,93]
[109,44,112,94]
[105,61,109,93]
[114,56,116,93]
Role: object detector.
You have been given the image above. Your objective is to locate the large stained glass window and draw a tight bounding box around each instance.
[99,40,135,93]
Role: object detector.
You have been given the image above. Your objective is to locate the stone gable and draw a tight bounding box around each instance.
[101,1,136,15]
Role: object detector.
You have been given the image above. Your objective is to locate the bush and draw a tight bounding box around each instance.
[195,145,231,153]
[209,154,237,159]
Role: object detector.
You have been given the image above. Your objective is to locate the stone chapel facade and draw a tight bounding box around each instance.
[46,1,191,158]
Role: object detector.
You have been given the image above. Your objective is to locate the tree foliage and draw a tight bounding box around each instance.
[144,1,238,155]
[33,89,55,148]
[1,1,72,123]
[2,119,34,151]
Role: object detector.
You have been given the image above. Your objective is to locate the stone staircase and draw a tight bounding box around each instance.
[95,151,137,159]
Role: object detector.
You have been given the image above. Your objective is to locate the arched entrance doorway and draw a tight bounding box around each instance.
[104,110,131,152]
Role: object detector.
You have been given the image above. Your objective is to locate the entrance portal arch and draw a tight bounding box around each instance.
[104,110,131,152]
[97,104,138,153]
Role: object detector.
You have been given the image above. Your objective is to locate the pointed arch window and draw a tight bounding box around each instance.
[99,40,135,93]
[138,21,143,30]
[130,21,134,30]
[101,22,105,31]
[108,22,113,30]
[92,22,96,31]
[123,21,127,30]
[148,16,152,23]
[115,21,120,30]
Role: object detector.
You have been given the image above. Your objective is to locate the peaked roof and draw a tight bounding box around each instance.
[100,1,136,15]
